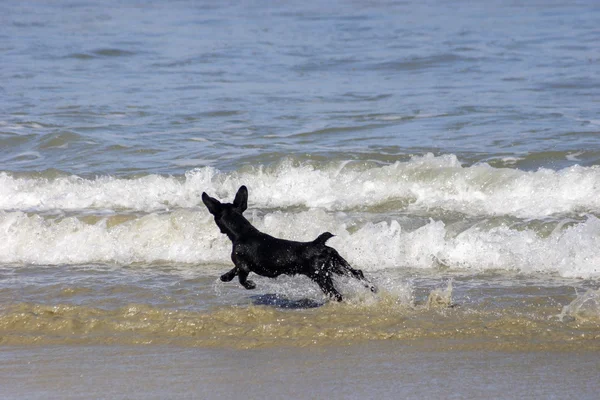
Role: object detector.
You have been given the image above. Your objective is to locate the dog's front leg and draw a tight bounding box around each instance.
[220,266,238,282]
[232,251,256,289]
[237,264,256,290]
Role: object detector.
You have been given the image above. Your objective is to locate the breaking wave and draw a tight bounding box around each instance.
[1,208,600,278]
[1,154,600,218]
[1,154,600,278]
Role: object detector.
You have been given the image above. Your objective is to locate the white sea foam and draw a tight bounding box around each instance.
[566,152,584,162]
[0,210,227,266]
[1,208,600,279]
[2,154,600,218]
[2,154,600,278]
[335,214,600,279]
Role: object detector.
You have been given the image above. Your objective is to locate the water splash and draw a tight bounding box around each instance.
[426,280,454,309]
[558,288,600,322]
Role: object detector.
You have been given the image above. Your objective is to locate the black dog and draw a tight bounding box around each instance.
[202,185,375,301]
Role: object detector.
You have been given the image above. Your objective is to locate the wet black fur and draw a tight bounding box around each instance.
[202,186,376,301]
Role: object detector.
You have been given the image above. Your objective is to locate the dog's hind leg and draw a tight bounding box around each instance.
[220,266,238,282]
[310,272,343,302]
[328,251,378,293]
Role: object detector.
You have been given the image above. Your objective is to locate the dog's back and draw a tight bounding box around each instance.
[232,231,336,278]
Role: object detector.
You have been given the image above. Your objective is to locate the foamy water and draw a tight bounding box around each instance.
[3,208,600,278]
[1,155,600,279]
[3,154,600,218]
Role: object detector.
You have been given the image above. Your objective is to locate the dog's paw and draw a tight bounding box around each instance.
[220,273,235,282]
[242,280,256,290]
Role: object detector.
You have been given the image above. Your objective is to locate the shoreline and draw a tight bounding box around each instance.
[2,343,598,399]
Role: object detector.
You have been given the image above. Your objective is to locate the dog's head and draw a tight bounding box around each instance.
[202,185,248,239]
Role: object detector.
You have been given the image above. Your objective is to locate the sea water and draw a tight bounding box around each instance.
[1,0,600,398]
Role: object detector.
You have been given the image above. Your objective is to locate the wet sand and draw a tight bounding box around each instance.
[2,342,599,399]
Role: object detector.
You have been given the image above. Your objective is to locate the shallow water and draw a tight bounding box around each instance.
[1,264,599,351]
[2,0,600,397]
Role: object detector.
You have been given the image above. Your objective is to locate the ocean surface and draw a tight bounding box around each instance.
[1,0,600,398]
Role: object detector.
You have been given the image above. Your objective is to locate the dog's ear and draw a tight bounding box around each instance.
[233,185,248,212]
[202,192,222,215]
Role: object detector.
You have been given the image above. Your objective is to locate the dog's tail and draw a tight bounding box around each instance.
[313,232,335,246]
